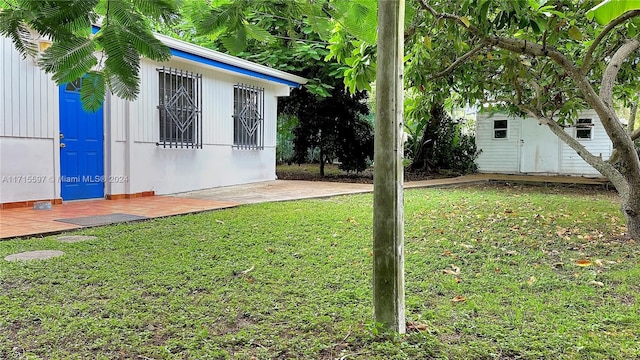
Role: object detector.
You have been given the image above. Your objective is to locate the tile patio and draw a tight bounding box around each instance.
[0,174,609,240]
[0,196,237,239]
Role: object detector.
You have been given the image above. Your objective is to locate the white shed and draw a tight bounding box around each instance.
[475,110,612,177]
[0,32,306,208]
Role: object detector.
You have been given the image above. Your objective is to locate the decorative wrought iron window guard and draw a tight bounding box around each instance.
[233,83,265,150]
[157,67,203,149]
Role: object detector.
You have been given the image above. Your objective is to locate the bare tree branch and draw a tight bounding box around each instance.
[600,39,640,108]
[417,0,482,34]
[528,79,543,112]
[427,41,489,80]
[628,101,638,135]
[582,10,640,75]
[419,3,640,190]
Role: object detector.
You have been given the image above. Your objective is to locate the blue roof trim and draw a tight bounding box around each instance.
[169,49,301,88]
[90,25,301,88]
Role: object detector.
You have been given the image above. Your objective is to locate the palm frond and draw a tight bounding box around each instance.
[29,0,98,40]
[331,1,377,44]
[244,22,273,43]
[39,36,97,84]
[191,2,242,35]
[107,0,143,29]
[219,28,247,54]
[80,71,106,112]
[0,17,37,57]
[131,0,179,24]
[124,24,171,61]
[103,41,141,100]
[105,62,141,101]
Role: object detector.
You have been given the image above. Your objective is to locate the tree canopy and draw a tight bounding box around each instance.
[0,0,178,111]
[2,0,639,236]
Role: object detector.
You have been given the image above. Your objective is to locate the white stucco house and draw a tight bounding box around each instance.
[0,31,306,208]
[475,110,612,177]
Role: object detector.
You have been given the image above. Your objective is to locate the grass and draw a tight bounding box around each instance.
[1,184,638,359]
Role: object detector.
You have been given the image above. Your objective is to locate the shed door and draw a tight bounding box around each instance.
[519,119,559,173]
[59,80,104,200]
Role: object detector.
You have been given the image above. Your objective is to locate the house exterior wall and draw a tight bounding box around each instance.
[107,57,285,196]
[1,34,298,204]
[0,36,60,203]
[475,111,612,177]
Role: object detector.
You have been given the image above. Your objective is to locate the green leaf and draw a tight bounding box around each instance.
[243,22,273,43]
[219,30,247,54]
[568,26,583,40]
[80,71,106,112]
[527,0,542,11]
[586,0,640,25]
[130,0,179,24]
[39,36,97,84]
[331,1,377,44]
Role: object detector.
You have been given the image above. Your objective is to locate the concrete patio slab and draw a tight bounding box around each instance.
[172,180,374,204]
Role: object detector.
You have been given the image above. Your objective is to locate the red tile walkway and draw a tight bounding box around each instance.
[0,174,610,240]
[0,196,237,239]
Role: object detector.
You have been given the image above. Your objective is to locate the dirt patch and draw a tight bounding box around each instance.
[276,163,455,184]
[57,235,97,243]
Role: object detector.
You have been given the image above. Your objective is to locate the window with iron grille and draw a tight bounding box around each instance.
[157,67,202,148]
[575,118,593,140]
[234,83,265,150]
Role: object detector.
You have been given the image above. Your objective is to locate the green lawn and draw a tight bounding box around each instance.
[1,185,638,359]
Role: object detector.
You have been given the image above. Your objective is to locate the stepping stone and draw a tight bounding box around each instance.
[57,235,97,243]
[4,250,64,262]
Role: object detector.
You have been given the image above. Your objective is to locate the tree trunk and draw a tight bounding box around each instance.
[622,186,640,239]
[319,146,325,177]
[629,102,637,134]
[373,0,405,333]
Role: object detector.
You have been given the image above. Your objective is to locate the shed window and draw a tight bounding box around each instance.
[576,118,593,140]
[493,120,508,139]
[157,67,202,148]
[234,83,265,150]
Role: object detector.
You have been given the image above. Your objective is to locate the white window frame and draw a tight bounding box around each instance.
[493,119,508,139]
[575,118,593,141]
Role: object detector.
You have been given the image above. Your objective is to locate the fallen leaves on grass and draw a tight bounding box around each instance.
[595,259,604,267]
[451,296,466,303]
[589,280,605,287]
[406,322,428,332]
[443,264,461,275]
[576,259,592,267]
[346,217,358,225]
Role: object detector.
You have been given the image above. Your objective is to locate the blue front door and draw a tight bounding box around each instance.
[59,80,104,200]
